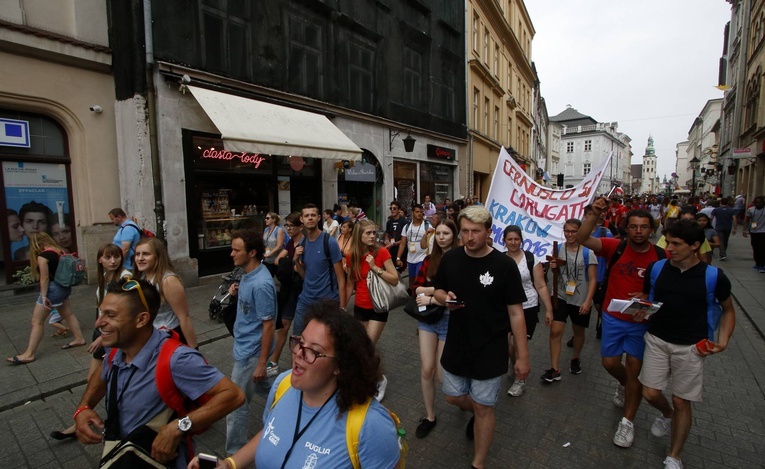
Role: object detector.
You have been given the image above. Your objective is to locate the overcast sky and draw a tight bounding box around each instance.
[525,0,732,180]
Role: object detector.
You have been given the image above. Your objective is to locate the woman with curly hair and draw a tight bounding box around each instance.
[345,219,399,400]
[189,301,400,469]
[7,232,86,365]
[133,237,198,348]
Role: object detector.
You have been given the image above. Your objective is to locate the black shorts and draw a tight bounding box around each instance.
[510,305,539,339]
[553,299,591,328]
[354,305,389,323]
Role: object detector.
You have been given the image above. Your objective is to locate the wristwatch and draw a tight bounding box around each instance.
[377,268,384,276]
[177,416,192,433]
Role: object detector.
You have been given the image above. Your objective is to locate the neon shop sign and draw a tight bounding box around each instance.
[201,148,267,168]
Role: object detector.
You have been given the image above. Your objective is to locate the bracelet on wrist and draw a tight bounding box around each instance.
[73,405,91,420]
[225,457,237,469]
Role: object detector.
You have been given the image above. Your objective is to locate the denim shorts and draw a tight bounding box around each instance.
[36,282,72,307]
[418,312,449,341]
[442,368,502,407]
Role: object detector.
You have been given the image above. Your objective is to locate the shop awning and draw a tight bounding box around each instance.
[188,86,362,161]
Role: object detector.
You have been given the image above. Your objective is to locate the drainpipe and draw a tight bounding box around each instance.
[468,133,474,198]
[143,0,165,239]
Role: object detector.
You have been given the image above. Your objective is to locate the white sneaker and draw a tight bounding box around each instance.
[507,379,527,397]
[266,361,279,378]
[612,384,625,408]
[613,417,634,448]
[375,375,388,402]
[651,416,672,437]
[663,456,683,469]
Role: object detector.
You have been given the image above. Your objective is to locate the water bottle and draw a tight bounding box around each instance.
[397,428,408,468]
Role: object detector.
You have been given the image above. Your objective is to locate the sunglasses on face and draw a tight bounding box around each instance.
[122,278,149,312]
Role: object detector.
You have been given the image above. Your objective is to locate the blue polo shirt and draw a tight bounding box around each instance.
[234,263,277,361]
[102,329,224,469]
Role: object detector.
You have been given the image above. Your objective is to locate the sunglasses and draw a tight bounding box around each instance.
[122,278,149,313]
[265,216,272,220]
[289,335,334,364]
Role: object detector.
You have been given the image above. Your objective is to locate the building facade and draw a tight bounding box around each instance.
[109,0,467,280]
[685,99,723,197]
[0,0,120,285]
[549,106,631,194]
[467,0,535,201]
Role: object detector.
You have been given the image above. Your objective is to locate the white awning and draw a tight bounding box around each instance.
[188,86,362,161]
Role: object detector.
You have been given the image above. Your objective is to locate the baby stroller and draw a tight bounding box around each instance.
[208,267,245,334]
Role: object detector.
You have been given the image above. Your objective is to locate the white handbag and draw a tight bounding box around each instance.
[366,270,408,313]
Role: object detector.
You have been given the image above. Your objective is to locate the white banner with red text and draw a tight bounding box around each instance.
[486,147,612,260]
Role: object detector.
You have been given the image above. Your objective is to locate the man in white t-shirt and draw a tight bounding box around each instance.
[397,203,429,284]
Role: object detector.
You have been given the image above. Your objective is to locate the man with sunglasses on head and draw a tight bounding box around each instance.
[73,278,244,468]
[225,228,278,455]
[576,199,666,449]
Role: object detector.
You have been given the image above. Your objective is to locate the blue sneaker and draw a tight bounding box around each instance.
[759,267,765,274]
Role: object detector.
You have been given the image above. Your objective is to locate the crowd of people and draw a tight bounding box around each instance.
[4,189,758,468]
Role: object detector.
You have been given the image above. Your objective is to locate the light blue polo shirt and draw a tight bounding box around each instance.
[233,263,277,361]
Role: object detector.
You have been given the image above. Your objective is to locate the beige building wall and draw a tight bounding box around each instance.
[0,0,118,282]
[467,0,535,201]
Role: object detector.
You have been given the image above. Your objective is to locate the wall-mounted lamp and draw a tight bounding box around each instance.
[389,129,416,152]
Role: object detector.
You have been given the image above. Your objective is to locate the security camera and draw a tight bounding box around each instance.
[89,105,103,113]
[181,74,191,84]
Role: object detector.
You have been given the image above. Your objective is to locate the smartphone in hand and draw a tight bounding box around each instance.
[198,453,218,469]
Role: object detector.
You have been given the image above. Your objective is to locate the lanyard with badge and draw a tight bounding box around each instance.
[752,208,763,230]
[564,245,580,296]
[408,223,423,253]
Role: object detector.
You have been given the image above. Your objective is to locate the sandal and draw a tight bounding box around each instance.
[61,342,86,350]
[7,356,35,365]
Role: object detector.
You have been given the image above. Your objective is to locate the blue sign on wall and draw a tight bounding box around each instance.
[0,118,31,148]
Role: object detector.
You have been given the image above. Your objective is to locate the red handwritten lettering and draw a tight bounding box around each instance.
[202,149,266,168]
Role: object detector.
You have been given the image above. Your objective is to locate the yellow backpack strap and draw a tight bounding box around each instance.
[345,398,372,469]
[270,372,293,410]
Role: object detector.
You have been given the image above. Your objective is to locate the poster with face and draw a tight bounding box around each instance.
[3,162,71,261]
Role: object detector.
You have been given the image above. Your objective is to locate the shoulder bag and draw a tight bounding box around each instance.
[367,270,408,313]
[403,295,444,324]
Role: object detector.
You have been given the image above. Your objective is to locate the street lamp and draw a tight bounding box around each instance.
[690,156,701,198]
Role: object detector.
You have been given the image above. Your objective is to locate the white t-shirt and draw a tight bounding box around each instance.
[323,219,340,238]
[402,221,429,264]
[514,254,538,309]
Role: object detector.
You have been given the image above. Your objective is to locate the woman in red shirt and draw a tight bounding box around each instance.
[345,219,399,401]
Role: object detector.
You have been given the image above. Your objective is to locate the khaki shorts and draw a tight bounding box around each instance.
[639,332,705,402]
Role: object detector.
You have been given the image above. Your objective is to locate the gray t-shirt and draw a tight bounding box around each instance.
[747,206,765,234]
[555,244,597,307]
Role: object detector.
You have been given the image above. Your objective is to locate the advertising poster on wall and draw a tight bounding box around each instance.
[3,161,72,262]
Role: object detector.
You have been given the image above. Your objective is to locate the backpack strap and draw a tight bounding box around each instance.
[583,247,590,282]
[522,250,534,275]
[346,399,372,469]
[705,265,721,340]
[155,338,186,417]
[648,259,667,302]
[270,372,294,410]
[324,232,336,292]
[606,239,628,274]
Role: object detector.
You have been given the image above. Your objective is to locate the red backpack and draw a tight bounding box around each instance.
[106,332,211,456]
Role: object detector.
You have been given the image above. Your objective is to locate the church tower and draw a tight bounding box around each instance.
[641,136,658,194]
